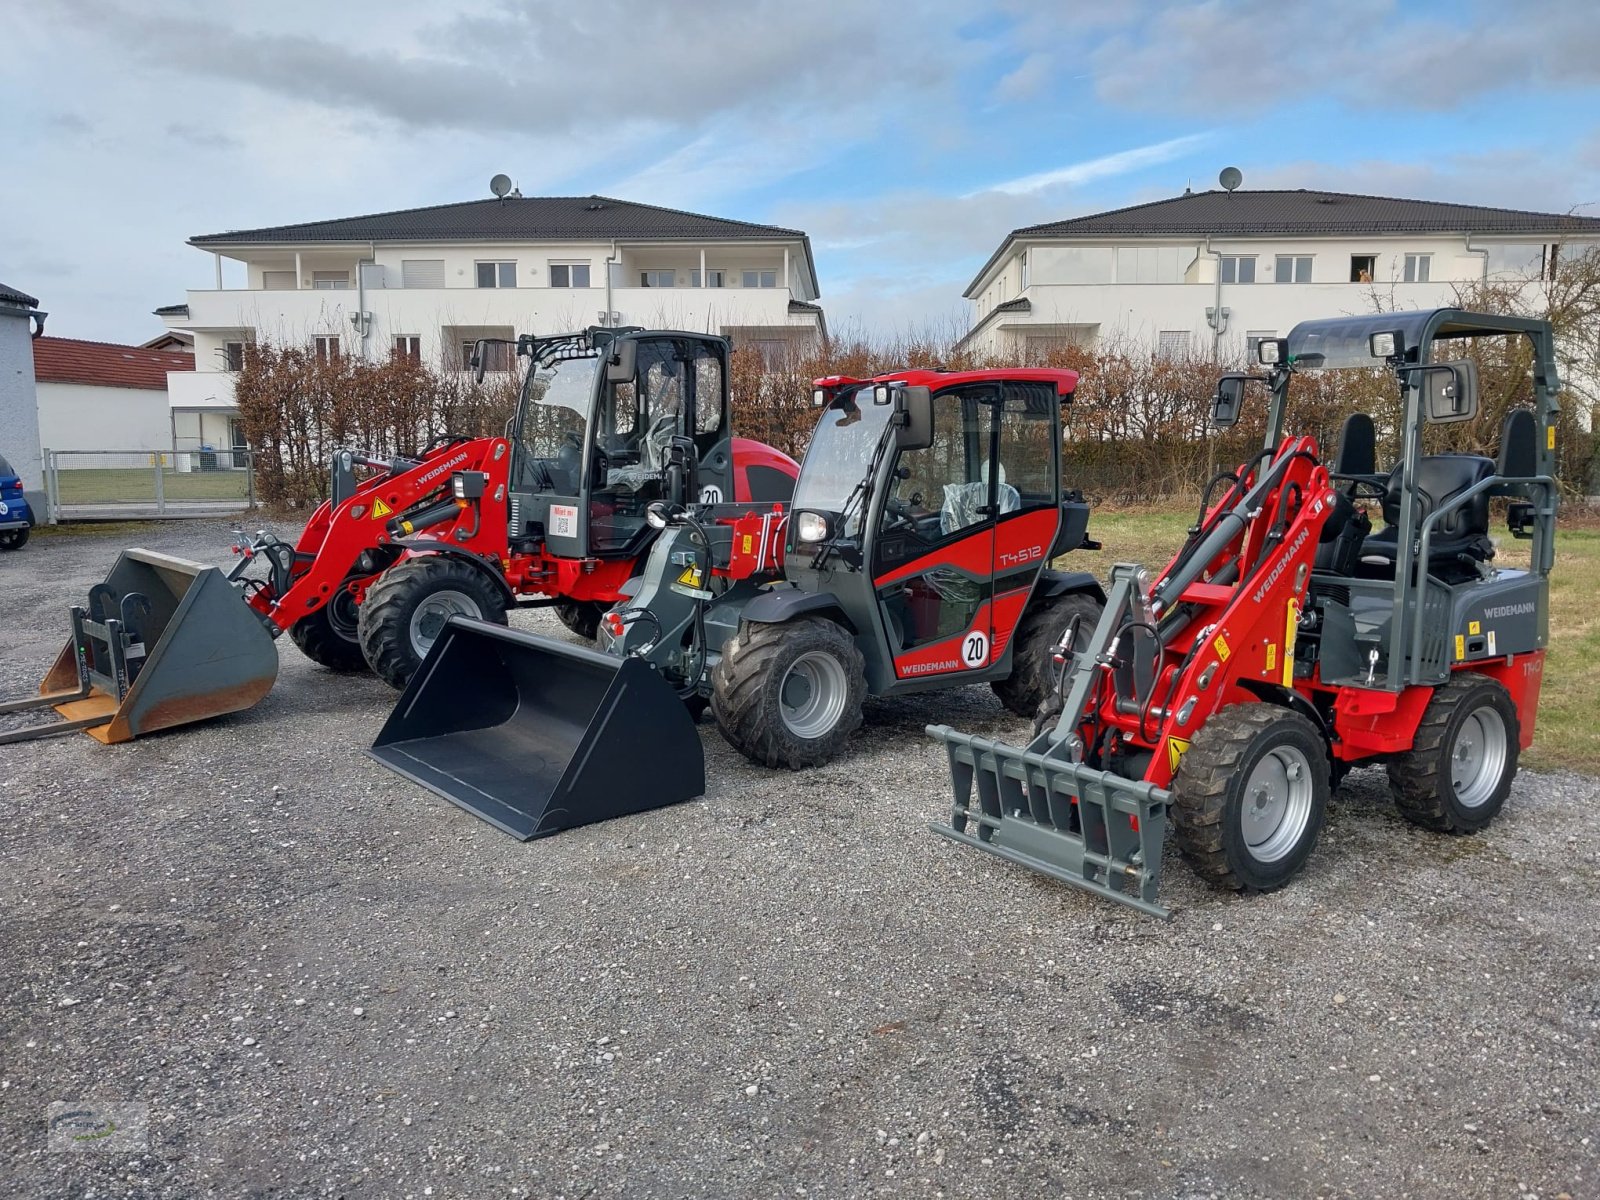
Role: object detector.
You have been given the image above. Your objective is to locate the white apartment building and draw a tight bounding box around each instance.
[960,188,1600,366]
[158,193,827,413]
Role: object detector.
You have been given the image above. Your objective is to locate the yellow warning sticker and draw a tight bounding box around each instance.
[1214,635,1231,662]
[1468,620,1481,635]
[371,498,393,519]
[1265,644,1277,672]
[677,564,703,588]
[1548,426,1557,450]
[1167,736,1191,773]
[741,534,754,555]
[1455,634,1466,661]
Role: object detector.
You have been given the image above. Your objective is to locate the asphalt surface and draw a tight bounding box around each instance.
[1,518,1596,1199]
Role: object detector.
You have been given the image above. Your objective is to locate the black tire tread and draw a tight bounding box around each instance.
[554,599,604,640]
[1170,704,1328,892]
[358,555,507,690]
[288,606,368,672]
[0,527,28,550]
[1387,672,1519,833]
[992,593,1104,717]
[710,617,866,769]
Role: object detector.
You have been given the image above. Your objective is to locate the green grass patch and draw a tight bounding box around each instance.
[1081,507,1600,775]
[56,467,251,505]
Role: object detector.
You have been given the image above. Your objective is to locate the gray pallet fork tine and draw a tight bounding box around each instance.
[368,616,705,840]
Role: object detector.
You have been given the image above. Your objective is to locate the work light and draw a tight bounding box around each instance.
[795,511,831,543]
[1369,330,1404,359]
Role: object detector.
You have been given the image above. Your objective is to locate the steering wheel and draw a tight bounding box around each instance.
[883,492,924,531]
[1332,472,1388,501]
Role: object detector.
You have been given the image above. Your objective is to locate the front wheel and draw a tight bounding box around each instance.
[357,556,508,690]
[1388,672,1519,833]
[1170,704,1331,892]
[0,527,29,551]
[710,617,866,769]
[553,599,605,641]
[993,593,1104,717]
[288,590,368,672]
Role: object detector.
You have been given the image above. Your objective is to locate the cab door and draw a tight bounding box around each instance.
[986,382,1063,666]
[870,387,998,680]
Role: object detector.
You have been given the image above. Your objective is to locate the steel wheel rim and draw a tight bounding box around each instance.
[1241,744,1316,863]
[409,589,480,659]
[1451,706,1508,809]
[327,590,361,642]
[779,650,849,739]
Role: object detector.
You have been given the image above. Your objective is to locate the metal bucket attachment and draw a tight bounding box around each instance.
[368,616,705,840]
[0,549,279,746]
[927,724,1173,918]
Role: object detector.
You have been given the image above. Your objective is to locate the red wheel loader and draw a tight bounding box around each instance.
[367,367,1106,839]
[0,328,796,745]
[928,309,1560,916]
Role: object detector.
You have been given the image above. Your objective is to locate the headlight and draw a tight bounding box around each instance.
[1369,331,1402,359]
[1256,338,1283,366]
[795,511,830,543]
[645,501,669,529]
[452,473,467,498]
[873,384,893,405]
[812,388,826,407]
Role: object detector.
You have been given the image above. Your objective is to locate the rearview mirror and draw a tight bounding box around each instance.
[471,338,489,384]
[1211,375,1247,429]
[605,337,637,384]
[1416,360,1478,424]
[895,385,933,451]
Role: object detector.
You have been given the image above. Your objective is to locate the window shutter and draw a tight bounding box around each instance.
[263,270,295,290]
[401,259,446,289]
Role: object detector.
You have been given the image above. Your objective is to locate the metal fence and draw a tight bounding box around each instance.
[44,448,257,521]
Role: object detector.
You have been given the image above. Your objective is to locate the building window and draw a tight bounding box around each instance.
[639,269,676,288]
[393,336,421,363]
[314,336,341,363]
[401,259,445,289]
[742,269,778,288]
[691,269,726,287]
[1274,255,1313,284]
[1403,254,1432,283]
[312,271,351,290]
[1349,255,1376,283]
[476,261,517,288]
[1245,330,1277,361]
[262,270,296,291]
[221,340,247,372]
[745,339,788,367]
[548,262,591,288]
[1019,251,1029,291]
[1219,256,1256,284]
[1156,331,1191,360]
[461,340,511,372]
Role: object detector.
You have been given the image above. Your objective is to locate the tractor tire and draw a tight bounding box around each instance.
[553,599,605,641]
[1170,704,1330,892]
[711,616,866,769]
[992,593,1104,717]
[288,592,367,672]
[358,556,508,690]
[0,527,28,551]
[1387,672,1519,833]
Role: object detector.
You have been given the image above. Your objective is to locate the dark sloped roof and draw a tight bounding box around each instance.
[34,337,195,391]
[992,297,1031,314]
[966,188,1600,295]
[191,195,806,246]
[153,303,190,317]
[1016,189,1600,238]
[0,280,39,308]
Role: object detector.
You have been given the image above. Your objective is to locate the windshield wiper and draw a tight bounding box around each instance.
[811,420,893,571]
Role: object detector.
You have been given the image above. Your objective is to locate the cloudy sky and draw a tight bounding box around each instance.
[4,0,1599,344]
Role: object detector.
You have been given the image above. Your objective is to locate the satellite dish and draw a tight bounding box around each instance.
[489,173,513,198]
[1219,166,1243,193]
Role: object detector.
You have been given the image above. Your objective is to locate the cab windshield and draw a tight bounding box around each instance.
[519,353,598,457]
[792,388,895,536]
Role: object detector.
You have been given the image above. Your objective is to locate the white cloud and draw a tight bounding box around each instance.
[972,133,1214,197]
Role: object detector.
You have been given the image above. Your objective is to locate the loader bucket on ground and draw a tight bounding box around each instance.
[368,616,705,840]
[0,549,279,746]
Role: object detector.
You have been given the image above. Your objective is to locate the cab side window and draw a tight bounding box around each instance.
[882,389,985,539]
[994,382,1057,509]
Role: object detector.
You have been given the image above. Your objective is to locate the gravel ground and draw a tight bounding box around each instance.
[1,519,1597,1199]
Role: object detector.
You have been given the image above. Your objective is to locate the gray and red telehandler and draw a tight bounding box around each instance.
[0,327,797,746]
[929,308,1559,916]
[368,367,1106,839]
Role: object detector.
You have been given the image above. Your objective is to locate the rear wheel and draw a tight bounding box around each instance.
[711,617,866,769]
[0,527,28,551]
[358,556,508,690]
[1170,704,1330,892]
[1388,672,1519,833]
[288,590,367,672]
[992,593,1103,717]
[553,599,604,640]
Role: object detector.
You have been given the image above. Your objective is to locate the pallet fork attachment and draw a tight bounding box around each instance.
[0,549,279,745]
[368,616,704,839]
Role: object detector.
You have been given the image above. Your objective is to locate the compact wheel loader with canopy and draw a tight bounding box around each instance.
[0,327,797,746]
[369,367,1106,838]
[928,308,1560,916]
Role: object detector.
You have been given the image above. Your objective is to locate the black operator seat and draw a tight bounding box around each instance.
[1313,412,1376,575]
[1359,454,1496,581]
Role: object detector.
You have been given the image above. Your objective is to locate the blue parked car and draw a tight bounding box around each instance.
[0,450,36,550]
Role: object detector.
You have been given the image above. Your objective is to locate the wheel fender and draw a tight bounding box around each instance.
[393,538,515,608]
[1036,569,1106,604]
[737,587,856,633]
[1236,680,1332,751]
